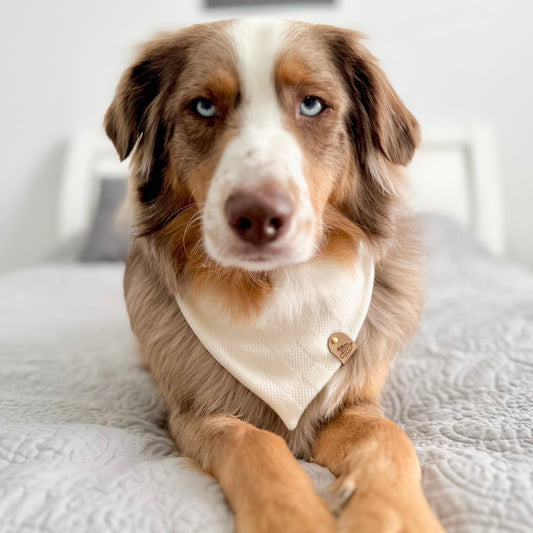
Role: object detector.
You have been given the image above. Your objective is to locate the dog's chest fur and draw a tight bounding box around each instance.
[125,232,423,459]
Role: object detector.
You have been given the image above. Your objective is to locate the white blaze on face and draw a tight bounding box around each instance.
[202,19,316,272]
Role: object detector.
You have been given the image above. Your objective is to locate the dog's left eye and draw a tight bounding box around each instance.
[194,98,218,118]
[299,96,324,117]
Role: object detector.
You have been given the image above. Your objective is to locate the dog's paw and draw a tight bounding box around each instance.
[326,476,445,533]
[237,492,336,533]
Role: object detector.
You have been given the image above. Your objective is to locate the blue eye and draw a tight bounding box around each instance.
[300,96,324,117]
[195,98,217,118]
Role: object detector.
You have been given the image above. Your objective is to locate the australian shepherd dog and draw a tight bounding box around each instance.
[105,19,444,532]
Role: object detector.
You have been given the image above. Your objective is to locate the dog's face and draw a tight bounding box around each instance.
[105,19,419,274]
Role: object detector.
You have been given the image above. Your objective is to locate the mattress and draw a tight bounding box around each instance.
[0,215,532,533]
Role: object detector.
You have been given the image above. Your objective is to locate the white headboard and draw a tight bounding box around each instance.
[59,123,504,254]
[407,124,503,254]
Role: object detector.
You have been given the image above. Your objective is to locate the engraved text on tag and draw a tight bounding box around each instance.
[328,332,357,365]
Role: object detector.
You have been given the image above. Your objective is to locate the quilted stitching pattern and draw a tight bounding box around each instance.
[0,215,532,532]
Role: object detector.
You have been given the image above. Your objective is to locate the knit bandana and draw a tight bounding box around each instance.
[176,243,375,430]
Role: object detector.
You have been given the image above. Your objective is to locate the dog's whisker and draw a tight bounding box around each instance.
[182,213,204,254]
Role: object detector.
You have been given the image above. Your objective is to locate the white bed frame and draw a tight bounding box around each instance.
[59,123,504,254]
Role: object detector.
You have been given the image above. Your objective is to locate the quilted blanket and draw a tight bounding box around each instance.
[0,216,532,533]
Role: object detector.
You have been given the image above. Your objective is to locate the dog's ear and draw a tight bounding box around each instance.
[325,28,420,242]
[104,39,186,203]
[104,57,162,162]
[328,30,420,174]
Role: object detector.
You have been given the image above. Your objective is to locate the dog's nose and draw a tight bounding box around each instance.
[225,192,293,245]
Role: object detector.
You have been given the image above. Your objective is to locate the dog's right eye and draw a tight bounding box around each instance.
[300,96,325,117]
[193,98,218,118]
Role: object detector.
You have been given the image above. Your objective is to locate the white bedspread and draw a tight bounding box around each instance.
[1,216,532,533]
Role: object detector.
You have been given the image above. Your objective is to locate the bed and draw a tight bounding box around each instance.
[1,126,532,533]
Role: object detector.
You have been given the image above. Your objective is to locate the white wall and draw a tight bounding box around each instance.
[1,0,532,272]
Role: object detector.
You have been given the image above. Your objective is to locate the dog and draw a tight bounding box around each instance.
[105,19,445,532]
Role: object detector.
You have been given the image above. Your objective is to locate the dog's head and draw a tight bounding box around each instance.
[105,19,419,277]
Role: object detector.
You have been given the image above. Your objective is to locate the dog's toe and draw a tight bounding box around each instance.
[320,477,357,516]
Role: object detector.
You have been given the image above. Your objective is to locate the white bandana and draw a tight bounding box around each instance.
[176,243,375,430]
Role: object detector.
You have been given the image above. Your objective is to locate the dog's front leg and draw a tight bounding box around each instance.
[312,405,445,533]
[169,411,335,533]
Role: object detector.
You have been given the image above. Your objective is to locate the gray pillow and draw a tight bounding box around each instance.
[80,178,131,262]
